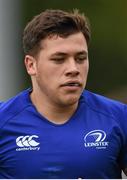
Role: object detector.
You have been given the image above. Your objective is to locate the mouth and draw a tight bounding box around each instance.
[61,81,82,88]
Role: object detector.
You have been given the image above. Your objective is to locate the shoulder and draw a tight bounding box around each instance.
[81,90,127,142]
[0,101,3,106]
[81,90,127,120]
[0,89,31,129]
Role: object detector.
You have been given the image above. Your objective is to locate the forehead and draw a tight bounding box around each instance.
[40,32,88,54]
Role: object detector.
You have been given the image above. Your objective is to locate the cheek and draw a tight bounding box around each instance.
[81,62,89,76]
[86,62,89,73]
[37,66,58,84]
[37,69,48,81]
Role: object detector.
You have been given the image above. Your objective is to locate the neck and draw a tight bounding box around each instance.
[30,90,78,125]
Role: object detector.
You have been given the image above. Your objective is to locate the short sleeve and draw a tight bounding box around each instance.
[119,105,127,170]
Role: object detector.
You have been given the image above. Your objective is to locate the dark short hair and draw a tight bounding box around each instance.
[23,9,91,56]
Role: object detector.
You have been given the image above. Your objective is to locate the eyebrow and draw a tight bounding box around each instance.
[51,50,88,56]
[76,51,88,56]
[51,52,67,56]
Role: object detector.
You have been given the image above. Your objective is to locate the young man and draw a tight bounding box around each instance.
[0,9,127,179]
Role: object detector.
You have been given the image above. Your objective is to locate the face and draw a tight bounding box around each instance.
[25,32,89,107]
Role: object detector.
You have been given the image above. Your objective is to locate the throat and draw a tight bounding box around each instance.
[30,91,78,124]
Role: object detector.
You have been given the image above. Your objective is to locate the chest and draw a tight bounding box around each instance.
[0,113,122,178]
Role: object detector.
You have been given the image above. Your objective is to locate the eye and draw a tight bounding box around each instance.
[50,57,65,64]
[76,56,87,63]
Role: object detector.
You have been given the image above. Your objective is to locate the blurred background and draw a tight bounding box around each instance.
[0,0,127,103]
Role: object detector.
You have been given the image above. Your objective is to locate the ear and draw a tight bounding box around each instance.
[24,55,37,76]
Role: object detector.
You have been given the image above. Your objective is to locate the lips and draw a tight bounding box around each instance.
[61,81,82,87]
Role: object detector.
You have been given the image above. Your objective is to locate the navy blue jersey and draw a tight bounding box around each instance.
[0,89,127,178]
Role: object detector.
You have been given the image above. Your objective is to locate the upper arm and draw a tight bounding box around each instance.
[120,105,127,175]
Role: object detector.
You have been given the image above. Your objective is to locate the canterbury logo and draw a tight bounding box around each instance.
[16,135,40,147]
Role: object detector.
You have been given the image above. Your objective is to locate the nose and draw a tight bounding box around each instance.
[65,59,80,77]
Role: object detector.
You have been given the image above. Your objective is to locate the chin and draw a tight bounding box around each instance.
[62,96,80,106]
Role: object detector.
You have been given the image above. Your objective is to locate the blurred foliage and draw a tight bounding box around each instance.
[22,0,127,96]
